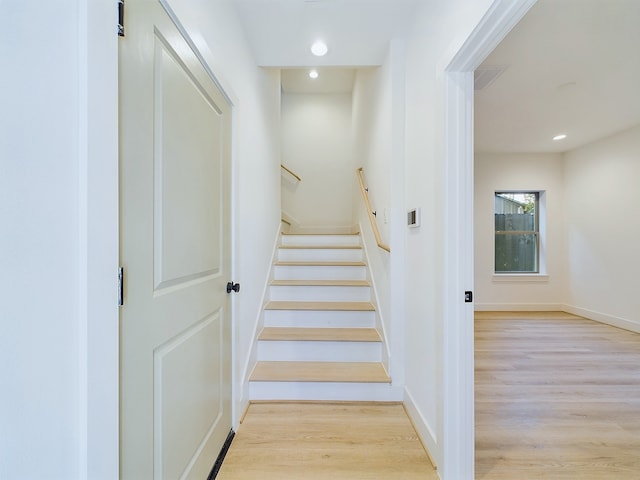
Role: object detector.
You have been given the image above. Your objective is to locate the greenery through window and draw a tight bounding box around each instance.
[494,192,539,273]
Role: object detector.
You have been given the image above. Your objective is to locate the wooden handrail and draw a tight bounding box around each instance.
[356,168,390,253]
[281,164,302,182]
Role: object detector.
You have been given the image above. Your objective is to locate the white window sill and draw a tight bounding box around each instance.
[492,274,549,283]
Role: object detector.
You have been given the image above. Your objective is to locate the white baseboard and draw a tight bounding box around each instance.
[235,223,282,425]
[403,387,439,473]
[474,303,564,311]
[562,304,640,334]
[474,303,640,334]
[358,221,391,376]
[235,390,250,431]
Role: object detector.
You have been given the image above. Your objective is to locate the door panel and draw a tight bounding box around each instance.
[119,1,232,478]
[154,37,223,290]
[154,312,224,479]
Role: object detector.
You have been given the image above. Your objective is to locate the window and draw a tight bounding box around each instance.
[494,192,539,273]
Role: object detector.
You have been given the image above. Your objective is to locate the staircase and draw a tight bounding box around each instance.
[248,232,396,401]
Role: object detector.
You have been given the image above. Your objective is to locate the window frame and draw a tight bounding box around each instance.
[494,191,540,274]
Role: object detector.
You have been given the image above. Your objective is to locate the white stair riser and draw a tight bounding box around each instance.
[263,310,375,328]
[273,265,366,281]
[281,235,360,247]
[249,381,401,402]
[278,248,363,263]
[257,341,381,362]
[269,285,371,302]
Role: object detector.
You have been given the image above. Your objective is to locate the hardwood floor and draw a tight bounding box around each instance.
[475,311,640,479]
[216,402,437,480]
[218,312,640,479]
[249,362,391,383]
[264,301,375,311]
[258,327,381,342]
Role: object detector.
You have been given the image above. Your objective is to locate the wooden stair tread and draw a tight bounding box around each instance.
[281,232,360,236]
[279,245,362,250]
[259,327,381,342]
[250,361,390,383]
[274,261,366,267]
[265,301,375,311]
[271,279,370,287]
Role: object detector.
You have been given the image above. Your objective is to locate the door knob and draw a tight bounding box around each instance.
[226,282,240,294]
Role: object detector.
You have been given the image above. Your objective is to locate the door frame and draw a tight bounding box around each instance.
[81,0,119,478]
[441,0,536,478]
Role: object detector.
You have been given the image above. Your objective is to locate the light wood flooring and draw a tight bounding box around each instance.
[217,312,640,479]
[264,301,375,311]
[250,362,390,383]
[270,280,371,287]
[475,311,640,479]
[258,327,381,342]
[216,402,437,480]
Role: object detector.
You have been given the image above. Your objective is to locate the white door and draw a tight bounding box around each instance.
[119,1,233,478]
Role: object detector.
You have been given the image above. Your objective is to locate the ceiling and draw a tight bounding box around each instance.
[475,0,640,153]
[233,0,640,153]
[232,0,418,67]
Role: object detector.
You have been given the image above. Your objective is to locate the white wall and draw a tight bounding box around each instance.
[1,0,280,477]
[351,44,406,382]
[403,0,495,475]
[352,64,392,336]
[564,125,640,331]
[1,2,83,478]
[474,152,567,310]
[352,67,391,243]
[281,93,355,231]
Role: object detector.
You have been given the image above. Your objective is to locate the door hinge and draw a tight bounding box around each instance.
[118,267,124,307]
[117,0,125,37]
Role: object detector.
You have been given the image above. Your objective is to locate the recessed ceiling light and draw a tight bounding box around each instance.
[553,134,567,141]
[310,41,328,56]
[309,69,319,79]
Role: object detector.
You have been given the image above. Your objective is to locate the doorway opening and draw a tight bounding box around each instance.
[442,1,536,478]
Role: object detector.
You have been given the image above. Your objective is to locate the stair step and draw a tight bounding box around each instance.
[269,284,371,302]
[249,381,400,402]
[264,309,375,328]
[258,327,381,342]
[280,233,361,247]
[281,232,360,235]
[265,301,375,311]
[271,279,370,287]
[250,361,390,383]
[277,248,363,263]
[279,245,362,250]
[257,338,382,362]
[274,261,366,266]
[274,264,367,281]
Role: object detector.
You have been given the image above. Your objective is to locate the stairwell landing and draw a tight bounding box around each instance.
[248,231,397,401]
